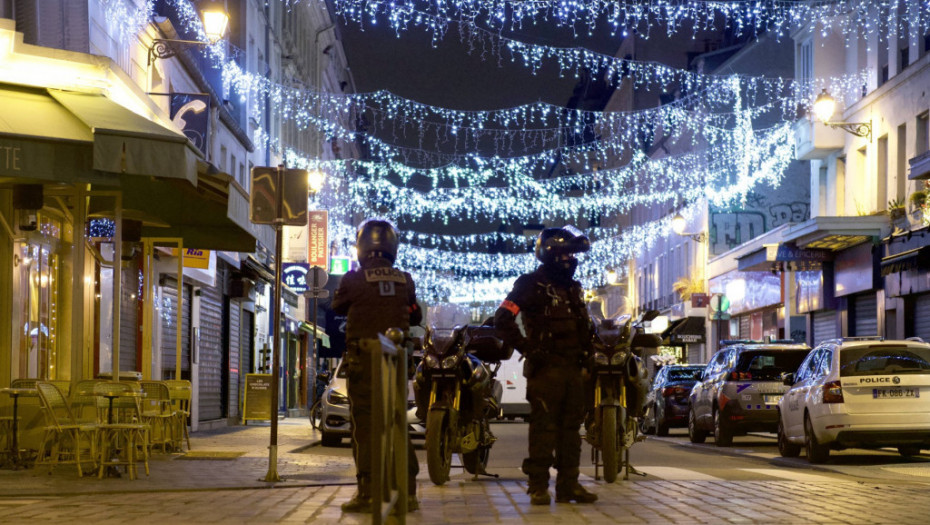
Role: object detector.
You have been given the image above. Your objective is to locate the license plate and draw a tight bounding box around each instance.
[873,387,920,399]
[763,395,782,405]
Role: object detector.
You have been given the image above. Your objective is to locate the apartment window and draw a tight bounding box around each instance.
[836,156,847,215]
[220,145,228,171]
[878,135,888,211]
[898,0,911,71]
[230,154,237,178]
[797,39,813,85]
[923,31,930,58]
[918,112,930,155]
[897,124,907,202]
[900,46,910,71]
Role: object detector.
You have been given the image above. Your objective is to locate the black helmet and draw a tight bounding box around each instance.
[534,225,590,264]
[356,219,399,263]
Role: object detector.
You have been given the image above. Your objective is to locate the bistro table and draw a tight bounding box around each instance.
[0,387,38,470]
[94,389,144,478]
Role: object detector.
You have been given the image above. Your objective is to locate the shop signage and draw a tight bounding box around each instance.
[282,263,309,293]
[768,243,833,264]
[170,94,210,154]
[308,210,328,268]
[243,373,273,423]
[330,256,350,275]
[170,248,211,269]
[691,293,709,308]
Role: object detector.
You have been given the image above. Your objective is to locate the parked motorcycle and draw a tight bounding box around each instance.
[414,304,512,485]
[585,302,660,483]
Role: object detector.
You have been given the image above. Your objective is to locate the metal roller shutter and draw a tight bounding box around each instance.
[239,310,254,413]
[160,277,191,379]
[739,315,751,339]
[914,294,930,341]
[119,261,138,372]
[852,293,878,337]
[227,299,240,419]
[812,310,837,346]
[198,284,224,421]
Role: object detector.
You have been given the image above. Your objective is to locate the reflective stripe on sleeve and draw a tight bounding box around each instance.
[500,299,520,315]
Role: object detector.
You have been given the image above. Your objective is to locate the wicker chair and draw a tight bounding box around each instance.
[35,382,98,476]
[164,380,192,451]
[139,381,175,452]
[93,382,150,480]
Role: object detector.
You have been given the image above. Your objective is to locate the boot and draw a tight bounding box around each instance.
[528,486,551,506]
[341,478,372,513]
[555,483,598,504]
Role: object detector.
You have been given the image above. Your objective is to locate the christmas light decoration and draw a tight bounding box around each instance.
[329,0,930,42]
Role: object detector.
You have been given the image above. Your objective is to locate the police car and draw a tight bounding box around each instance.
[777,337,930,463]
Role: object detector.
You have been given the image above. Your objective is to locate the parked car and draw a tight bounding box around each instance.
[319,359,424,447]
[496,353,530,420]
[689,340,811,446]
[640,364,705,436]
[777,336,930,463]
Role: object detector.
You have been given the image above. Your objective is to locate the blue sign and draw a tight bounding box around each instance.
[282,263,310,293]
[170,93,211,154]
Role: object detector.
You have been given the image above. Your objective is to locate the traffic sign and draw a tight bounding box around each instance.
[309,265,328,289]
[307,288,330,299]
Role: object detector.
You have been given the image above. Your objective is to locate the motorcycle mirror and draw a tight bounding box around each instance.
[640,309,661,322]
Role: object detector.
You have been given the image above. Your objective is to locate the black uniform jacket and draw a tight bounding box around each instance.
[332,257,422,341]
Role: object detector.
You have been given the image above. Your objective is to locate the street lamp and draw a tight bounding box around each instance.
[148,1,230,66]
[812,89,872,141]
[671,213,707,243]
[606,269,619,285]
[307,169,326,194]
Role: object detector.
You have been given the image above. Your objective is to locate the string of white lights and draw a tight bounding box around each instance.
[327,0,930,42]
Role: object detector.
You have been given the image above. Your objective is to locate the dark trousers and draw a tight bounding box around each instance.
[346,344,419,493]
[523,362,585,492]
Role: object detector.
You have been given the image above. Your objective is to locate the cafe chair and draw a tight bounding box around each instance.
[164,380,192,451]
[35,382,98,477]
[139,381,175,452]
[93,382,150,480]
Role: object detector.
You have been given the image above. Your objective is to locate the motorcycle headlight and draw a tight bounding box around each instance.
[441,354,461,369]
[609,353,626,366]
[424,354,440,369]
[593,352,608,366]
[328,391,349,405]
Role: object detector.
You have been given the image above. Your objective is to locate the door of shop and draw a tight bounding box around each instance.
[851,293,878,337]
[160,277,191,380]
[812,310,837,346]
[914,293,930,341]
[198,284,225,421]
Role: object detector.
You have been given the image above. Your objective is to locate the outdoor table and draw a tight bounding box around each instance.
[94,390,144,478]
[0,387,38,470]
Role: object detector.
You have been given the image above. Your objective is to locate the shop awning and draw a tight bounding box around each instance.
[0,83,255,252]
[783,216,889,251]
[300,322,331,348]
[48,89,199,184]
[881,246,930,276]
[661,316,706,345]
[110,165,256,252]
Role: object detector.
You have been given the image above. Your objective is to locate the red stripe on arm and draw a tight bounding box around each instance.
[500,299,520,316]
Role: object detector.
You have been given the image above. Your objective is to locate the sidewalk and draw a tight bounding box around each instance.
[0,418,354,496]
[2,420,930,523]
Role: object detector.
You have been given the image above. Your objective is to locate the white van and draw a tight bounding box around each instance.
[496,353,530,420]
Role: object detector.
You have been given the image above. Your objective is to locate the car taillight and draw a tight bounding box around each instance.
[822,380,844,404]
[663,386,686,397]
[730,371,752,380]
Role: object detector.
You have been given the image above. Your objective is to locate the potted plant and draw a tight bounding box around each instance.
[888,197,906,222]
[910,189,929,226]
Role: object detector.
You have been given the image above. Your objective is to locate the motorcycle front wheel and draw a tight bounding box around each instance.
[426,410,453,485]
[601,406,619,483]
[463,445,490,475]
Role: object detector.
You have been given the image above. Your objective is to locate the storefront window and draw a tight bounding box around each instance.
[14,214,61,380]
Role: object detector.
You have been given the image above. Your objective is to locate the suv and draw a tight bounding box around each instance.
[777,337,930,463]
[689,340,811,446]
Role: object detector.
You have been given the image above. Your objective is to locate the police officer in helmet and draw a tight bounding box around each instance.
[494,225,598,506]
[333,219,422,513]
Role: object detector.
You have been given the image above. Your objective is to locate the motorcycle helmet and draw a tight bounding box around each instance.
[356,219,399,263]
[534,225,590,271]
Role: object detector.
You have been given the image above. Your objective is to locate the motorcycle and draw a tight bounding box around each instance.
[414,304,512,485]
[585,301,660,483]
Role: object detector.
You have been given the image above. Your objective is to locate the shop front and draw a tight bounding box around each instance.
[881,227,930,340]
[0,81,254,389]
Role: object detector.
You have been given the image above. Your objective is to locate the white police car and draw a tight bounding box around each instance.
[777,337,930,463]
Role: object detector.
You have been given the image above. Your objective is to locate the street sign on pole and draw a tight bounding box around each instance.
[249,165,309,483]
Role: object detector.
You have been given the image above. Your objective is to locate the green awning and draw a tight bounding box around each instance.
[48,89,199,184]
[299,322,331,348]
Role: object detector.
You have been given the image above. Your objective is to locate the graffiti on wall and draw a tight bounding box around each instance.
[710,189,810,255]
